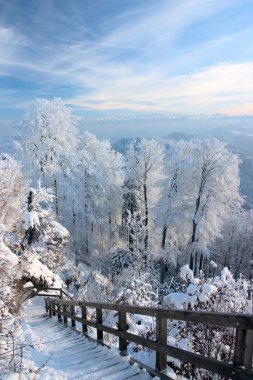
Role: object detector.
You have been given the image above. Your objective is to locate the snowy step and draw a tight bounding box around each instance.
[21,307,153,380]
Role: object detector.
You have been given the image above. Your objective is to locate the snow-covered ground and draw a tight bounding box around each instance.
[3,297,154,380]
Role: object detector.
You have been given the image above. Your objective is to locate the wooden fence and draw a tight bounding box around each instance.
[32,287,73,300]
[44,297,253,380]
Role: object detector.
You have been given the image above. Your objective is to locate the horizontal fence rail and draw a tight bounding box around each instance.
[44,297,253,380]
[32,287,73,300]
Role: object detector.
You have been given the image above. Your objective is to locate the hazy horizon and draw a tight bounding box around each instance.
[1,0,253,131]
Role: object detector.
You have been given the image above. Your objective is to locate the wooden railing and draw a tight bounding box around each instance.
[44,297,253,380]
[32,287,73,300]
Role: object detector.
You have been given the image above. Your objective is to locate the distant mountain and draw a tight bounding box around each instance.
[164,131,194,140]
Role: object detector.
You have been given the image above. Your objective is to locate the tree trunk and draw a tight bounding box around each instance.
[109,213,113,240]
[72,203,78,266]
[199,253,204,272]
[143,181,148,250]
[54,178,59,219]
[191,218,198,244]
[129,227,134,252]
[190,253,194,271]
[85,202,89,255]
[160,258,165,284]
[194,252,198,276]
[84,173,89,255]
[161,225,167,249]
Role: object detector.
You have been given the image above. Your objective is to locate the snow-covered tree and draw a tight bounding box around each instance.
[19,98,78,217]
[188,139,243,273]
[156,140,195,280]
[0,154,26,228]
[123,139,164,253]
[211,210,253,278]
[157,140,195,249]
[155,139,242,276]
[68,132,123,260]
[20,184,69,270]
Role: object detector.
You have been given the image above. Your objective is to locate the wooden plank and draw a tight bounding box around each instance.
[70,305,76,328]
[244,329,253,370]
[49,301,52,317]
[35,293,61,298]
[52,301,56,316]
[81,306,87,334]
[118,311,127,352]
[35,287,63,291]
[96,308,103,341]
[60,290,73,300]
[57,304,62,322]
[156,316,167,371]
[45,298,48,313]
[118,331,253,380]
[76,301,253,330]
[234,329,247,366]
[63,304,68,324]
[53,298,79,306]
[47,297,253,330]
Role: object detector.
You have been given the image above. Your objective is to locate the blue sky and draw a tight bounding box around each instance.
[0,0,253,125]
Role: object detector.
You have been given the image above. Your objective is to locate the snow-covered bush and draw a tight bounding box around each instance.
[165,265,250,313]
[110,247,134,276]
[0,234,26,376]
[163,265,252,379]
[211,210,253,278]
[0,234,18,316]
[115,270,158,307]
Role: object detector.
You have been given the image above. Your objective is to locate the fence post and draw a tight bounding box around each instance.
[96,308,103,341]
[70,305,76,328]
[60,289,63,299]
[49,300,52,317]
[81,306,88,334]
[156,315,167,372]
[118,311,127,353]
[63,304,68,324]
[52,301,56,316]
[244,330,253,370]
[45,298,48,313]
[234,328,247,366]
[57,303,62,322]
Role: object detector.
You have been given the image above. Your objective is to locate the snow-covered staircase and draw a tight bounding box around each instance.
[22,304,152,380]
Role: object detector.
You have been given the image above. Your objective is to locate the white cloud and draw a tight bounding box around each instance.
[0,28,15,43]
[0,27,28,45]
[0,0,252,118]
[66,62,253,116]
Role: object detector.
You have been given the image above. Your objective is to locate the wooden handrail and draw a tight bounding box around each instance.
[44,297,253,380]
[32,287,73,300]
[53,299,253,329]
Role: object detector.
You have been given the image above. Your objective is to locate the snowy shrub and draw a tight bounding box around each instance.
[34,210,69,270]
[0,235,18,316]
[0,237,34,377]
[110,247,134,276]
[211,210,253,278]
[115,270,158,307]
[163,265,252,379]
